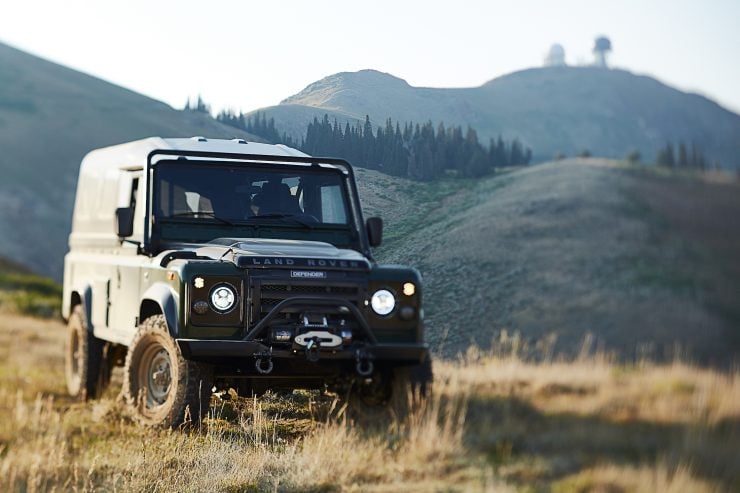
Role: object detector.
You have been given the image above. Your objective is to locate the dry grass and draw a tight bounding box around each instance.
[1,315,738,492]
[552,463,718,493]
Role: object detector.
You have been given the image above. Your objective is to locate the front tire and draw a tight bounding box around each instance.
[122,315,213,427]
[65,305,108,400]
[346,356,434,424]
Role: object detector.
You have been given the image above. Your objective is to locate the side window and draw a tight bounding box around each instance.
[320,185,347,224]
[130,177,144,235]
[116,172,143,235]
[130,178,139,211]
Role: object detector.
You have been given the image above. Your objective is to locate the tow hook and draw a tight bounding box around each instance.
[355,349,374,376]
[305,338,321,363]
[254,349,274,375]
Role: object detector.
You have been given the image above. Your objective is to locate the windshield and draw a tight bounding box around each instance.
[155,162,350,225]
[151,161,360,248]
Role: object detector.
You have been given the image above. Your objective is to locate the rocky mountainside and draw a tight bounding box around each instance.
[0,42,262,278]
[250,67,740,170]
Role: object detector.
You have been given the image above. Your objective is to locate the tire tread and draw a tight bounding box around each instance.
[122,315,213,427]
[65,305,107,400]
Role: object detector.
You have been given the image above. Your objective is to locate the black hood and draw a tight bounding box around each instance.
[194,238,370,271]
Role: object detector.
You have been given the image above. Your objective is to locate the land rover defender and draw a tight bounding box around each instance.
[62,137,430,426]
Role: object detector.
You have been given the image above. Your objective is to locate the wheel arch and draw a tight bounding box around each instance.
[140,282,180,337]
[68,284,93,332]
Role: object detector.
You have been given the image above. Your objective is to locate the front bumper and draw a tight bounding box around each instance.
[178,295,427,371]
[177,339,429,365]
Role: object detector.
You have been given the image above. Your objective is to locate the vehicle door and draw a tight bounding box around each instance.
[109,170,145,343]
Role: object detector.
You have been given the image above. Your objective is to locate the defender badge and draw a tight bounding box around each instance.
[291,270,327,279]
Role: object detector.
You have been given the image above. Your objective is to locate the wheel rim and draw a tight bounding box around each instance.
[138,343,173,411]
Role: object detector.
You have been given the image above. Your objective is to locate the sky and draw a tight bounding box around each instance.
[1,0,739,114]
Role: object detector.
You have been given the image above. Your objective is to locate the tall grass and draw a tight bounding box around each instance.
[1,381,471,491]
[0,316,737,492]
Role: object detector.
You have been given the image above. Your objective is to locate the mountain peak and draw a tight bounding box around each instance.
[281,69,410,108]
[262,65,740,171]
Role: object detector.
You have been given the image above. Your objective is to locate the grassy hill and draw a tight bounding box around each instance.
[0,255,60,317]
[0,42,263,279]
[250,67,740,170]
[356,160,740,364]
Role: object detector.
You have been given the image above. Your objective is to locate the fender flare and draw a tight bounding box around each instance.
[140,282,180,337]
[70,284,93,333]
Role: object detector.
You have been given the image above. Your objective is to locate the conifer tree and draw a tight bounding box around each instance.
[666,144,675,168]
[510,138,524,165]
[216,108,534,180]
[678,142,688,168]
[657,143,676,167]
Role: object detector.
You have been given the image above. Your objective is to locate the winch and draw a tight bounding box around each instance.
[294,313,352,361]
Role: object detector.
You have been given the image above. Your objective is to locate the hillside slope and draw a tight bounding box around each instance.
[0,254,60,317]
[0,42,263,279]
[251,67,740,169]
[356,161,740,363]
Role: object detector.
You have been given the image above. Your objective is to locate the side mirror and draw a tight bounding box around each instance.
[366,217,383,247]
[115,207,134,238]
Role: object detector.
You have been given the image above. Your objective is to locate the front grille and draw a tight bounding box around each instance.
[251,280,363,324]
[262,284,358,295]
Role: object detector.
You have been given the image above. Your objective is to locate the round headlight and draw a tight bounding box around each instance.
[370,289,396,316]
[210,284,236,312]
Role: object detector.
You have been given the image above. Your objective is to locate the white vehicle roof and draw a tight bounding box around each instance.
[80,136,309,172]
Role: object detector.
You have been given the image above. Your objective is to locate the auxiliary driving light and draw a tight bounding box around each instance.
[271,328,293,343]
[399,306,415,320]
[210,284,236,312]
[370,289,396,316]
[192,300,209,315]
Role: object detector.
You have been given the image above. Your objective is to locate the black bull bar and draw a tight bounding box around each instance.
[176,296,428,366]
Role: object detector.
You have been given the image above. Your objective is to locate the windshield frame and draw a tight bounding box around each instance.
[144,150,370,255]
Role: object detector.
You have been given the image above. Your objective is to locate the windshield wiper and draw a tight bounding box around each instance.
[246,213,316,229]
[168,211,236,226]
